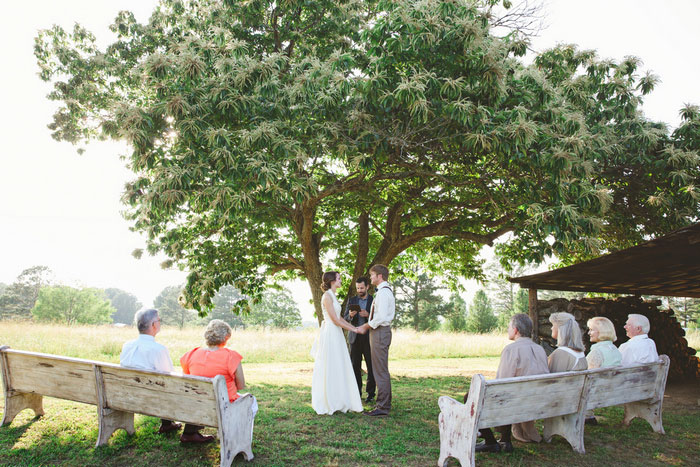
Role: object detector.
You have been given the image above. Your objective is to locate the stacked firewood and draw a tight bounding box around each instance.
[535,296,700,381]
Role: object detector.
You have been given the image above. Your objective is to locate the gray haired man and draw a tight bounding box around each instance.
[120,308,180,434]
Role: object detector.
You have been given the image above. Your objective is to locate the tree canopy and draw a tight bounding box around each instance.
[0,266,54,320]
[154,284,197,328]
[104,288,142,324]
[35,0,699,321]
[466,289,497,332]
[31,286,114,325]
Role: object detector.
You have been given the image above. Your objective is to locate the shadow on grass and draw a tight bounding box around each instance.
[1,375,698,466]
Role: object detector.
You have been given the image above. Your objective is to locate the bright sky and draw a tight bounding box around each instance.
[1,1,698,320]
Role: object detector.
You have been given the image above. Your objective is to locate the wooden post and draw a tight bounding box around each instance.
[529,289,538,342]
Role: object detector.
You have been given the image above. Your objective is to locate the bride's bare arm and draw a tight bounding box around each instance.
[323,293,358,333]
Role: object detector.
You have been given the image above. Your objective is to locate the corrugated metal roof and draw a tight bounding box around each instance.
[509,223,700,298]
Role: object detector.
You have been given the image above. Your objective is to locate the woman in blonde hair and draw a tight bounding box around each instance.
[586,317,622,369]
[311,271,365,415]
[548,312,587,372]
[584,316,622,424]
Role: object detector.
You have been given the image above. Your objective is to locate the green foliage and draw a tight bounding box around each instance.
[497,287,529,329]
[394,271,446,331]
[484,258,531,329]
[31,286,114,325]
[244,288,302,328]
[443,293,468,332]
[0,266,54,320]
[153,285,196,329]
[204,285,246,329]
[34,0,700,318]
[104,288,142,325]
[663,296,700,328]
[466,289,498,333]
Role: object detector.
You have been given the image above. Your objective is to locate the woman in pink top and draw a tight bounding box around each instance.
[179,319,257,443]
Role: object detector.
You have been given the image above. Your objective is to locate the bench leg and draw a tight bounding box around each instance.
[624,400,665,434]
[96,408,134,447]
[215,388,255,467]
[437,395,478,467]
[543,413,585,454]
[1,392,44,426]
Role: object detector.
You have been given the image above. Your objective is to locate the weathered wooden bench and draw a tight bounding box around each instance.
[437,355,669,466]
[0,346,254,466]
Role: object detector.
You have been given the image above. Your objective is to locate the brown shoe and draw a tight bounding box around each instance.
[180,432,215,444]
[363,408,389,417]
[157,422,182,434]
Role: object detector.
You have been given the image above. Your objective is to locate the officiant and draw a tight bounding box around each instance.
[344,276,376,403]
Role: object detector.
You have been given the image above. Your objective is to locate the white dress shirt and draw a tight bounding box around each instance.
[368,281,395,329]
[619,334,659,366]
[120,334,174,372]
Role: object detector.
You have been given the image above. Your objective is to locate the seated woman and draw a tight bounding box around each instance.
[180,319,257,443]
[548,312,587,373]
[584,316,622,424]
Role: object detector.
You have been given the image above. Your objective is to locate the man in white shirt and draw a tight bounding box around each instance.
[358,264,395,416]
[120,308,180,434]
[619,313,659,366]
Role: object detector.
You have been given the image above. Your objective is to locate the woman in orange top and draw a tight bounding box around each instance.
[180,319,257,443]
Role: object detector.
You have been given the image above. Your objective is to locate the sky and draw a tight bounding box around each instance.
[1,1,699,321]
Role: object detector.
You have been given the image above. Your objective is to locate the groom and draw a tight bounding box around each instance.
[357,264,395,417]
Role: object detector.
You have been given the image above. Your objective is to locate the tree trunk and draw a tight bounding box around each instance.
[297,201,325,325]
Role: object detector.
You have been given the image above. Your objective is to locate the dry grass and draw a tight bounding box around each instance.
[0,322,509,365]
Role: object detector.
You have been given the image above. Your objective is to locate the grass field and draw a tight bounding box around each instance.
[1,324,699,466]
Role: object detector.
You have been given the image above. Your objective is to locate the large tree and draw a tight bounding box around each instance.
[31,286,114,325]
[154,285,198,328]
[35,0,699,322]
[466,289,498,333]
[394,271,446,331]
[205,285,246,329]
[104,288,142,324]
[0,266,54,320]
[244,288,302,329]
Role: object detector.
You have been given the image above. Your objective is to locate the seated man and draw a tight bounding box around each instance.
[474,313,549,454]
[619,313,659,365]
[120,308,181,434]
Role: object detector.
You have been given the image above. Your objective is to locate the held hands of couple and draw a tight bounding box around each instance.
[354,323,370,335]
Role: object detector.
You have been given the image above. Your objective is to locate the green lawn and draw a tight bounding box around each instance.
[1,325,698,466]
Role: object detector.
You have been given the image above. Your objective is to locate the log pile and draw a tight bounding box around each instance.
[535,296,700,381]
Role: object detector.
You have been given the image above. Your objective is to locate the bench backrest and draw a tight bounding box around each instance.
[1,348,221,427]
[585,356,669,410]
[476,372,587,428]
[472,355,669,429]
[2,350,97,404]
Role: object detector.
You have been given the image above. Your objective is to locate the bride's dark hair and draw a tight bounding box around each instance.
[320,271,339,291]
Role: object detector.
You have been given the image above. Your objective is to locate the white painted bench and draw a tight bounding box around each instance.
[0,346,254,466]
[437,355,669,466]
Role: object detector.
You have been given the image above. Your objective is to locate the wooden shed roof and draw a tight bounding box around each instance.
[509,223,700,298]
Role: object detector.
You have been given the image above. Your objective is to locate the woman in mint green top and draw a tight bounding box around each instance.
[586,317,622,369]
[585,317,622,425]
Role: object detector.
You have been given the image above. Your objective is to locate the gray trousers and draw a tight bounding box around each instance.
[369,325,392,411]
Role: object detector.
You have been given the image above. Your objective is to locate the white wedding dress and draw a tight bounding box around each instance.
[311,289,363,415]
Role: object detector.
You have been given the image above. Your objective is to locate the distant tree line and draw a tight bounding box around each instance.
[0,266,302,329]
[4,264,697,331]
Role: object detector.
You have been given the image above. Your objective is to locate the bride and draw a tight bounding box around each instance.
[311,271,365,415]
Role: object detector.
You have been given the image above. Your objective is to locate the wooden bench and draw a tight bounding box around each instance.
[437,355,669,466]
[0,346,254,466]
